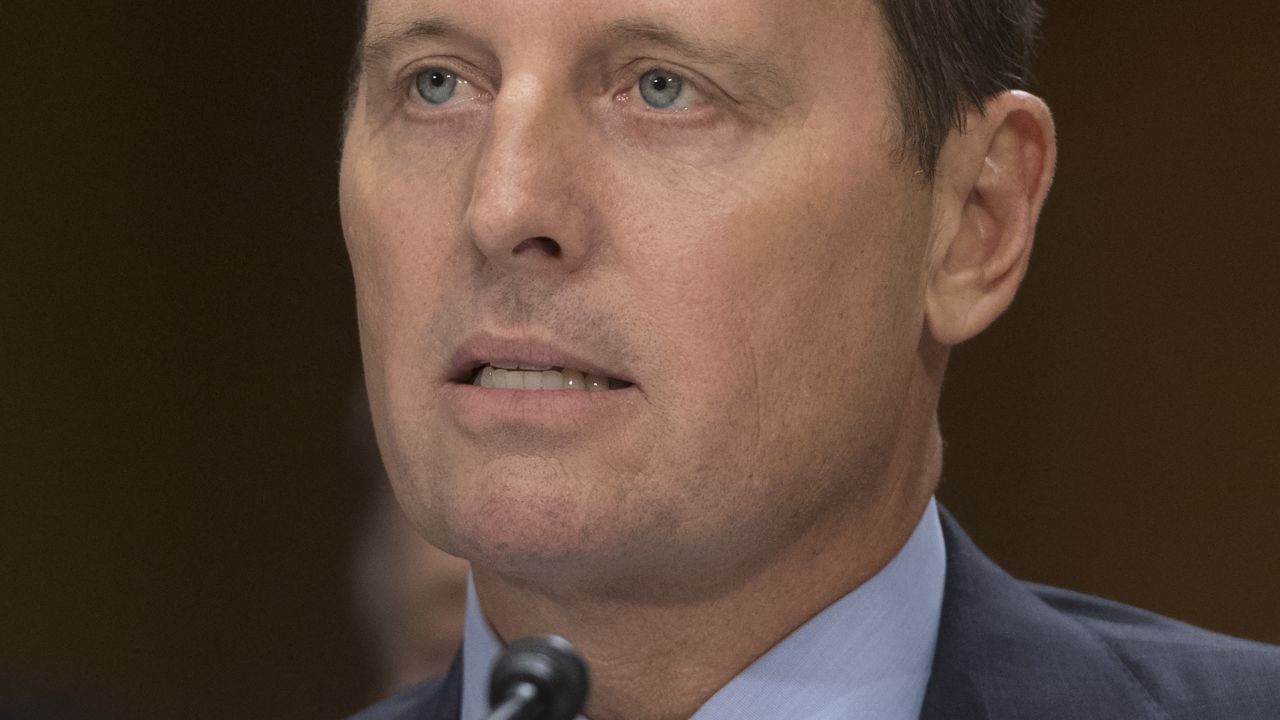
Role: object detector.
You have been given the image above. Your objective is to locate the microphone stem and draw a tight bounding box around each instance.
[488,680,540,720]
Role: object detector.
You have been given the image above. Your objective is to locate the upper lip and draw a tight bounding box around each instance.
[445,332,635,385]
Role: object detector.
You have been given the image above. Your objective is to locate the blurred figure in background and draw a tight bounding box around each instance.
[351,488,470,698]
[0,679,106,720]
[347,382,469,698]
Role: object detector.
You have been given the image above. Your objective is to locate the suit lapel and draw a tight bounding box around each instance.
[919,508,1167,720]
[428,651,464,720]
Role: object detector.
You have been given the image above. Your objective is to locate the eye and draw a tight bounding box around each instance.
[414,67,463,105]
[638,68,688,109]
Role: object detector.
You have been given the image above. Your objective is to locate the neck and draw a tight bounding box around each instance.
[472,430,941,720]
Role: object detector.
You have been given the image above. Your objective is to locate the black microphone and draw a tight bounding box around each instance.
[487,635,589,720]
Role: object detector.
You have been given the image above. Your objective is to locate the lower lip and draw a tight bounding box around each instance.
[438,382,641,435]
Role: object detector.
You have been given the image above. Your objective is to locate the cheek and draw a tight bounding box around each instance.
[606,127,928,513]
[341,134,481,508]
[342,135,475,368]
[743,170,927,473]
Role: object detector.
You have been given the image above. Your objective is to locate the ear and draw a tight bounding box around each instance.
[924,91,1057,346]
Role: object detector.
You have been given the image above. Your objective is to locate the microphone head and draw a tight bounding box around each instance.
[489,635,589,720]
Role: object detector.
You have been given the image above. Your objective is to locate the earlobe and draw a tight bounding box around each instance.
[925,91,1057,347]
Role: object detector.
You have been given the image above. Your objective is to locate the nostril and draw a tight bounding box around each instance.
[512,236,562,258]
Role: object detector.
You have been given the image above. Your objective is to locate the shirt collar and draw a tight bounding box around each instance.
[462,498,945,720]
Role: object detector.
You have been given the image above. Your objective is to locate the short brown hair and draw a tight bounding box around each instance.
[347,0,1043,176]
[874,0,1044,175]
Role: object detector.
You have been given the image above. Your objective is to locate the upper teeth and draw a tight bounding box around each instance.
[490,361,552,371]
[474,364,611,391]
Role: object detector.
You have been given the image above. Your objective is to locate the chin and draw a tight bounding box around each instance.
[413,456,626,572]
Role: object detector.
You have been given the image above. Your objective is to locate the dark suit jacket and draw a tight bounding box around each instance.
[351,508,1280,719]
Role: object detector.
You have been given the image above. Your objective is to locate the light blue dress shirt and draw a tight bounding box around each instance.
[461,498,945,720]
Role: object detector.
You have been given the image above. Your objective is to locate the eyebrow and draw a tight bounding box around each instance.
[605,18,793,110]
[361,16,469,68]
[606,19,781,74]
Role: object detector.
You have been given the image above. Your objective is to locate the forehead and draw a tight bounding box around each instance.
[363,0,880,68]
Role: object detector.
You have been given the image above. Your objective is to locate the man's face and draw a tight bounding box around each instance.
[341,0,936,591]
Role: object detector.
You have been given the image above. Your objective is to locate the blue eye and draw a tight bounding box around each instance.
[638,69,685,109]
[415,68,459,105]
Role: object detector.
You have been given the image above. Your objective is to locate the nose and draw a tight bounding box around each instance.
[464,77,601,274]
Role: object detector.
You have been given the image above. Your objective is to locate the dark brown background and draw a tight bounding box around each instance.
[3,2,1278,718]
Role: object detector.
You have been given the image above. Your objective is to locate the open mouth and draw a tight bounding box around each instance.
[461,362,634,391]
